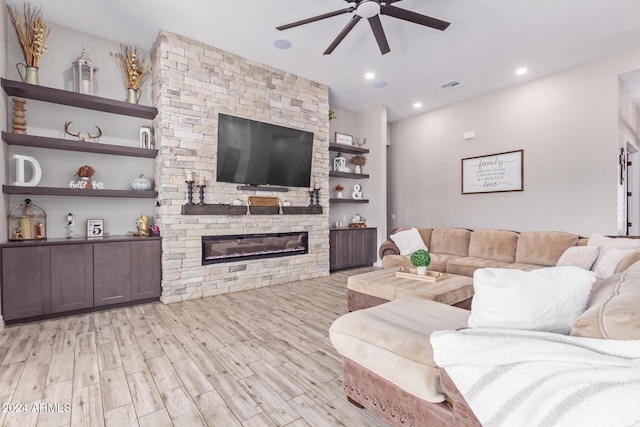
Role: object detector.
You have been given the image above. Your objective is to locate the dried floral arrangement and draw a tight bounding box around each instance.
[335,184,344,192]
[7,3,50,67]
[74,165,95,178]
[349,154,367,167]
[111,44,149,90]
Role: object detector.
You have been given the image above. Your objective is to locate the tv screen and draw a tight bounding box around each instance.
[216,114,314,188]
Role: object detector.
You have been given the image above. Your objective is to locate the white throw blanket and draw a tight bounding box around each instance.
[431,328,640,427]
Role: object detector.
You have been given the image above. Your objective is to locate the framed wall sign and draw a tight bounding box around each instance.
[461,150,523,194]
[87,219,104,237]
[335,132,353,146]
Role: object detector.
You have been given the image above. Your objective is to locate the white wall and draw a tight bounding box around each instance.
[5,22,154,238]
[389,48,640,236]
[329,104,388,262]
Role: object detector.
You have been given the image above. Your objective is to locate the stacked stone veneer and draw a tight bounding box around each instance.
[151,31,330,303]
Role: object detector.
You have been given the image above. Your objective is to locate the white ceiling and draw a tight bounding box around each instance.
[8,0,640,121]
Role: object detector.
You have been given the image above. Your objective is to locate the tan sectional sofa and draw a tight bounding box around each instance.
[380,227,588,275]
[330,267,640,427]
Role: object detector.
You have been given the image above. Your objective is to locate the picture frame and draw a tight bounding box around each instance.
[87,219,104,238]
[335,132,353,146]
[461,150,523,194]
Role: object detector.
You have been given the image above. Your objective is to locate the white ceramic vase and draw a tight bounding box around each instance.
[336,191,343,198]
[416,266,427,276]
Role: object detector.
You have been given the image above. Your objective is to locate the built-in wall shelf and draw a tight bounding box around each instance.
[1,78,158,119]
[329,143,369,155]
[182,205,323,215]
[329,198,369,204]
[2,132,158,158]
[329,171,370,179]
[3,185,158,198]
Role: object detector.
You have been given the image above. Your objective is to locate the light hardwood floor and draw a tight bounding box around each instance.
[0,267,387,427]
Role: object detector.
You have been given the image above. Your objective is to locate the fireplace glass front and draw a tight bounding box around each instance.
[202,231,308,265]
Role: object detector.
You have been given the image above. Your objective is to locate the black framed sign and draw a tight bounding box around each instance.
[461,150,523,194]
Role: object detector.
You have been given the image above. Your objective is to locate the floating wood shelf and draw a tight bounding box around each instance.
[329,143,369,154]
[1,78,158,119]
[3,185,158,198]
[182,205,323,215]
[329,198,369,203]
[329,171,370,179]
[2,132,158,158]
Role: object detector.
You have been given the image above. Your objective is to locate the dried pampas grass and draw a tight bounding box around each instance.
[7,3,50,67]
[111,44,149,90]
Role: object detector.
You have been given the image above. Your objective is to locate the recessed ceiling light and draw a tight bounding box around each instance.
[273,39,292,49]
[515,67,528,76]
[364,72,375,80]
[373,81,387,88]
[413,102,423,108]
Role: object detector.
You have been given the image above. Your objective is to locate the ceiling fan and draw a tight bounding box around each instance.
[276,0,451,55]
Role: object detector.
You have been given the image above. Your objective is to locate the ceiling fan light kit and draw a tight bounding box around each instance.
[276,0,451,55]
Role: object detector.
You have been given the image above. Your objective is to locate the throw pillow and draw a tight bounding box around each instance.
[468,267,596,334]
[594,248,638,279]
[588,233,640,266]
[556,246,599,270]
[390,227,428,255]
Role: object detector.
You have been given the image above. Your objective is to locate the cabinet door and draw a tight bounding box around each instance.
[131,240,161,301]
[364,228,378,265]
[94,242,131,307]
[350,230,368,267]
[330,230,354,271]
[329,230,340,270]
[2,246,51,320]
[51,244,93,313]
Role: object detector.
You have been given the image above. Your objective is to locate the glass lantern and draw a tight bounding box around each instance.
[72,48,99,95]
[8,199,47,241]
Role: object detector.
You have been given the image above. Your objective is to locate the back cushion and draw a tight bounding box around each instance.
[468,229,518,262]
[416,227,433,248]
[515,231,579,267]
[571,271,640,339]
[429,228,471,257]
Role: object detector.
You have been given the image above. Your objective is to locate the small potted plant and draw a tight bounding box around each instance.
[335,184,344,198]
[410,249,431,276]
[349,154,367,174]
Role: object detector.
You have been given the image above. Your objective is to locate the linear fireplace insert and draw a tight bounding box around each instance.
[202,231,308,265]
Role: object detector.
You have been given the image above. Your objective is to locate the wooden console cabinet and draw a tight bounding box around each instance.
[1,236,161,323]
[330,228,377,271]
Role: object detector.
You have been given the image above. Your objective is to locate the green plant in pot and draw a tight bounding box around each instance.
[410,249,431,276]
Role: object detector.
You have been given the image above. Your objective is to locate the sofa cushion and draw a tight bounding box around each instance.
[571,271,640,339]
[594,248,639,279]
[429,228,471,257]
[467,229,518,262]
[468,267,596,334]
[556,246,599,270]
[515,231,579,267]
[390,227,429,255]
[381,254,412,269]
[587,233,640,267]
[329,298,470,403]
[429,253,461,272]
[445,257,507,277]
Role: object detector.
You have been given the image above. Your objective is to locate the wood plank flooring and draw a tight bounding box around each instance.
[0,267,387,427]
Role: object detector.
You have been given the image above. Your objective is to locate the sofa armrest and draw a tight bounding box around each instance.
[379,240,400,258]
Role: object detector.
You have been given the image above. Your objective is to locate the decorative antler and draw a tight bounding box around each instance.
[64,121,102,142]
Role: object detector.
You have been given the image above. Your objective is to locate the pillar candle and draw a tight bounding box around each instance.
[186,171,193,182]
[20,217,32,239]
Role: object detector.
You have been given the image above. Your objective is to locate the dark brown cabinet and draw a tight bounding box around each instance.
[51,244,93,313]
[1,246,51,320]
[94,242,131,307]
[330,228,377,271]
[1,237,161,323]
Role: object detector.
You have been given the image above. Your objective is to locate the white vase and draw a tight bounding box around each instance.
[355,165,362,174]
[416,266,427,276]
[336,191,343,198]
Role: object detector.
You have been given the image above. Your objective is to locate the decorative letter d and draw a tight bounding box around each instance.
[13,154,42,186]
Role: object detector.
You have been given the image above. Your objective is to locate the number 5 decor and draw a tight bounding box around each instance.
[461,150,523,194]
[87,219,104,238]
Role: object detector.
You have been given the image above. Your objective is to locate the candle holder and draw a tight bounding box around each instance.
[185,181,195,206]
[197,184,207,206]
[314,189,321,208]
[308,190,315,207]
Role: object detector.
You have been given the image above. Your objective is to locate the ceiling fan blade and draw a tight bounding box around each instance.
[277,7,354,31]
[324,15,362,55]
[381,5,450,31]
[368,15,390,55]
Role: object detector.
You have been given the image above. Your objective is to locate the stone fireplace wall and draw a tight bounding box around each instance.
[151,31,330,303]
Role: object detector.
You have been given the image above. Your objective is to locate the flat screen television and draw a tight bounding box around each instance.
[216,113,314,188]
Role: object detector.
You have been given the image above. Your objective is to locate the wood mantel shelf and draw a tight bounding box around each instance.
[1,78,158,119]
[182,205,323,215]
